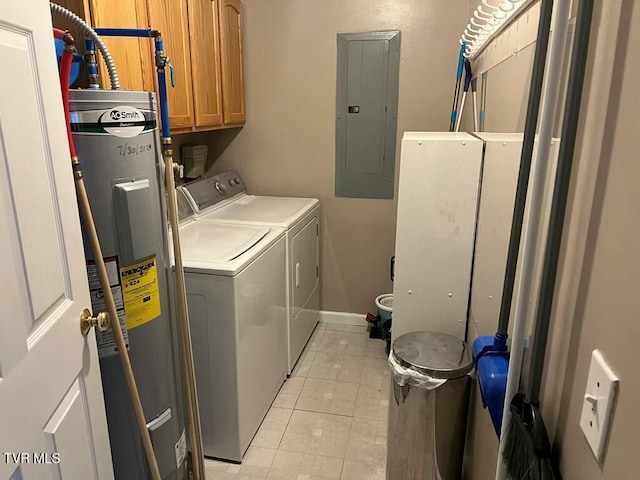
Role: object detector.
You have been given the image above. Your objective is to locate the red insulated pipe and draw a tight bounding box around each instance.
[53,28,66,40]
[56,30,76,157]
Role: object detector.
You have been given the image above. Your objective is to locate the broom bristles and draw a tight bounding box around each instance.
[504,414,557,480]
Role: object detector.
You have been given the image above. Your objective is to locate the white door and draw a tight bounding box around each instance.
[0,1,114,479]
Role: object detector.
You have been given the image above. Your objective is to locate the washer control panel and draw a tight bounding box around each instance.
[181,170,246,212]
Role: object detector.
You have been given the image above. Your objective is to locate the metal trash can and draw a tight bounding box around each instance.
[387,331,473,480]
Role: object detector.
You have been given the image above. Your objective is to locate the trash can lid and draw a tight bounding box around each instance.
[392,331,473,379]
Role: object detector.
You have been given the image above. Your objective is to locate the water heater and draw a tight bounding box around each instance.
[69,89,186,480]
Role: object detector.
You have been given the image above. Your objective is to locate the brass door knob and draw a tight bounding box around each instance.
[80,308,110,336]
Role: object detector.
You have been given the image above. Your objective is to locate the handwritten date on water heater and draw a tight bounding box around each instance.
[116,142,153,157]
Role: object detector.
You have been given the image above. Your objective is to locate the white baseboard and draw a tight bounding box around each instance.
[319,310,368,326]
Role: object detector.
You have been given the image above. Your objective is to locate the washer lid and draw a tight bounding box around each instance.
[199,195,319,228]
[392,331,472,379]
[179,222,270,263]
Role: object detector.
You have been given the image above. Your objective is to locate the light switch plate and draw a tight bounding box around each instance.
[579,349,619,462]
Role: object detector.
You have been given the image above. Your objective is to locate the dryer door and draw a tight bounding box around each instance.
[291,216,319,318]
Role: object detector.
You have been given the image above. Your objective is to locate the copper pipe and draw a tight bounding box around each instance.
[162,140,205,480]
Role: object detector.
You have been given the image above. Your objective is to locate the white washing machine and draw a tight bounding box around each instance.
[175,192,287,462]
[180,171,320,375]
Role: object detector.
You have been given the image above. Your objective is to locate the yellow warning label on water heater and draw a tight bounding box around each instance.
[120,255,161,329]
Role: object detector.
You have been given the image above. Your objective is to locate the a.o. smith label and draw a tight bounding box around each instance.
[99,105,146,138]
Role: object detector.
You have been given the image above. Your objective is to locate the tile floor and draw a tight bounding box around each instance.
[204,322,390,480]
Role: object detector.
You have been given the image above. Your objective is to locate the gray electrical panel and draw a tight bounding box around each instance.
[335,31,400,199]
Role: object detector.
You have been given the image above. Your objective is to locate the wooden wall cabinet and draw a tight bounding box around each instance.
[219,0,245,125]
[147,0,195,131]
[187,0,224,129]
[52,0,155,93]
[53,0,245,132]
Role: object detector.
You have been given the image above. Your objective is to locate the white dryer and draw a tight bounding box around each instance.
[180,171,320,375]
[175,193,287,462]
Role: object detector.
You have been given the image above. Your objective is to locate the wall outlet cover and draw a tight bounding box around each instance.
[579,349,619,463]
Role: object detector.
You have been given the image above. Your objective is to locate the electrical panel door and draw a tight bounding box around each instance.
[336,31,400,199]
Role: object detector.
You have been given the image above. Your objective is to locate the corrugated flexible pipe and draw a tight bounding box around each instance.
[50,2,120,90]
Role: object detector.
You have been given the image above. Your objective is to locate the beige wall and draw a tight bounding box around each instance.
[552,0,638,476]
[481,45,534,133]
[466,1,639,478]
[176,0,471,313]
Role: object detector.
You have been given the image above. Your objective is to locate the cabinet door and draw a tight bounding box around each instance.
[218,0,245,125]
[147,0,195,130]
[188,0,224,128]
[52,0,153,92]
[89,0,154,91]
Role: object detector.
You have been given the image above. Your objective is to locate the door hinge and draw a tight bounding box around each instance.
[316,265,319,277]
[316,223,319,235]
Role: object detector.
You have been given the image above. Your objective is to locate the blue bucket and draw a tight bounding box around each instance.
[375,293,393,323]
[375,294,393,353]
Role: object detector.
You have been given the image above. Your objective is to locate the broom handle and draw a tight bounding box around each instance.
[527,0,594,404]
[471,69,478,132]
[455,59,473,132]
[450,43,466,131]
[495,0,555,339]
[494,1,568,477]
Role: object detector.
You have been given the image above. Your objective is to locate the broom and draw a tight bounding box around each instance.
[473,0,554,440]
[504,0,594,477]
